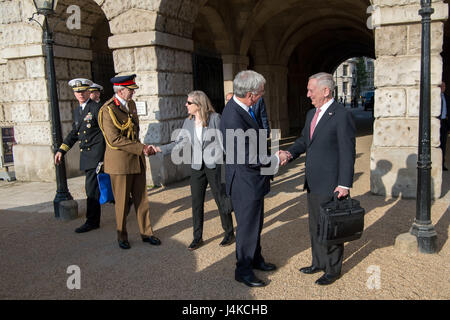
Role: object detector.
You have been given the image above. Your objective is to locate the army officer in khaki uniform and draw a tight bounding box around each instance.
[99,74,161,249]
[55,78,106,233]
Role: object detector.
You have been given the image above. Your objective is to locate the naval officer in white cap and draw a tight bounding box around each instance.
[55,78,106,233]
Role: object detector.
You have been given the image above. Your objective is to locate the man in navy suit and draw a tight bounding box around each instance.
[220,70,281,287]
[280,72,356,285]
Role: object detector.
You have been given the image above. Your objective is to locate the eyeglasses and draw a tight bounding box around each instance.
[186,101,196,105]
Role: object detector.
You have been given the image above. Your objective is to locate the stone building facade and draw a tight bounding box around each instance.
[333,58,358,105]
[0,0,448,199]
[333,57,375,106]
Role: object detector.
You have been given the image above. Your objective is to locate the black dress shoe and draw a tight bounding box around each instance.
[315,273,340,286]
[187,238,203,251]
[299,266,323,274]
[118,240,131,249]
[235,274,266,287]
[219,233,235,246]
[253,262,277,272]
[142,236,161,246]
[75,223,99,233]
[443,166,448,171]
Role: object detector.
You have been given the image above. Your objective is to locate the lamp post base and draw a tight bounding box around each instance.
[410,222,437,254]
[53,192,76,219]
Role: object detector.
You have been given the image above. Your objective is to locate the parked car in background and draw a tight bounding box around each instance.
[364,91,374,111]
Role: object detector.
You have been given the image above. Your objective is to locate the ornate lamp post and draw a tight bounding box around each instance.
[29,0,76,219]
[410,0,438,253]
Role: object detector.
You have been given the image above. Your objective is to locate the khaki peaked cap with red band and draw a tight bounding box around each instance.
[110,74,139,89]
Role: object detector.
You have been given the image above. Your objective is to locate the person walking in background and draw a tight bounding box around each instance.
[55,78,105,234]
[252,97,271,138]
[225,92,233,104]
[279,72,356,286]
[98,74,161,250]
[157,90,234,251]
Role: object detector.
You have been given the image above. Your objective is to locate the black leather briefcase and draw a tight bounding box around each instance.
[318,192,365,246]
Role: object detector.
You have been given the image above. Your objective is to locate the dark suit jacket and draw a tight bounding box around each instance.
[59,99,105,171]
[220,98,271,201]
[288,101,356,196]
[252,97,270,137]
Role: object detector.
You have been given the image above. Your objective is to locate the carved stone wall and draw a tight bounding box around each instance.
[370,0,448,198]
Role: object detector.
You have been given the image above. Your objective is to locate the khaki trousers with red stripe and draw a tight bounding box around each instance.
[109,170,154,241]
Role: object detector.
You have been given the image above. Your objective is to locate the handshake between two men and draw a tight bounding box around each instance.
[276,150,292,167]
[143,145,161,157]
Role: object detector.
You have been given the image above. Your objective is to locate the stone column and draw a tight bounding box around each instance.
[222,55,249,97]
[370,0,448,198]
[108,31,194,186]
[0,0,56,181]
[254,65,289,137]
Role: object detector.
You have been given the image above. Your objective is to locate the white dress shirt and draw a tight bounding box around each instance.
[114,94,129,112]
[316,98,334,124]
[80,99,90,111]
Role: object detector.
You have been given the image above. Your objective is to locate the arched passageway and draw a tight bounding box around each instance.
[193,0,374,136]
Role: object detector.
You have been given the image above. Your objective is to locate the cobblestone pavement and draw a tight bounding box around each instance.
[0,109,448,300]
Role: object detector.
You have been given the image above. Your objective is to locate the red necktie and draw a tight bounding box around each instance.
[310,107,321,139]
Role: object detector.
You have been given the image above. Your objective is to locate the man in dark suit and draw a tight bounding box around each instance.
[280,72,356,285]
[439,82,449,171]
[220,70,280,287]
[55,78,106,233]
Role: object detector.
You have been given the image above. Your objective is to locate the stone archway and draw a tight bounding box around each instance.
[186,0,448,199]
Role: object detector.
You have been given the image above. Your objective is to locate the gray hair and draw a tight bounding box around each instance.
[233,70,266,98]
[113,85,126,93]
[309,72,335,92]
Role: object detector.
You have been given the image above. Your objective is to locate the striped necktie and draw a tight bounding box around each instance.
[310,107,321,139]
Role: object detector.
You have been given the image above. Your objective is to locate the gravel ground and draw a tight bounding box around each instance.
[0,110,448,300]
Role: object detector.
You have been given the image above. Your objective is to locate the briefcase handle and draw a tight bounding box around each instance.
[332,191,353,209]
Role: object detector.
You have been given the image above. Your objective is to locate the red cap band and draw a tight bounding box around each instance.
[114,80,135,86]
